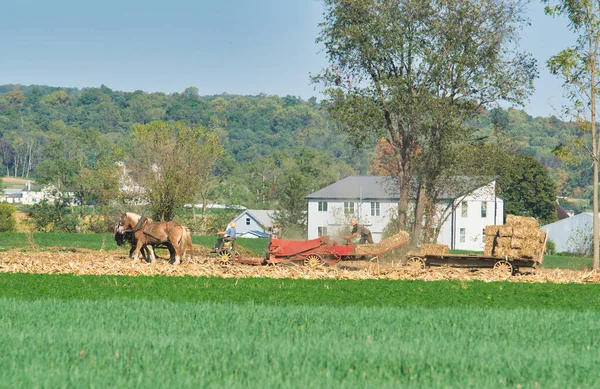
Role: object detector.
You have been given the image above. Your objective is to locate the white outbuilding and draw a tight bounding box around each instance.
[541,213,596,254]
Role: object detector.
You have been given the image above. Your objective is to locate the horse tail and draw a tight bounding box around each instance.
[178,226,192,260]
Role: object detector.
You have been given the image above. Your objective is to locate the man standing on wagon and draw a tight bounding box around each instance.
[345,219,374,244]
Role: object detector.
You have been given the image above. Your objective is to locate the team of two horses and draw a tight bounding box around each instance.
[115,211,192,265]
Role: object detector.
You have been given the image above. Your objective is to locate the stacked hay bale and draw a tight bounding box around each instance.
[354,231,409,256]
[420,244,449,256]
[483,215,547,262]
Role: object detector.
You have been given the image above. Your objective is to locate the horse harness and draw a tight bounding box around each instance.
[123,215,148,234]
[123,214,176,243]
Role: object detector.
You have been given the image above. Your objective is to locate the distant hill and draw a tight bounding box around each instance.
[0,84,587,202]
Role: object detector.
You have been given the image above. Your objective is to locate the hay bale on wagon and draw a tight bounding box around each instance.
[484,225,500,237]
[505,215,539,229]
[420,244,449,256]
[354,231,409,256]
[483,214,545,263]
[498,225,513,237]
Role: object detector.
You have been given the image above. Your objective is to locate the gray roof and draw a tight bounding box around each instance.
[305,176,399,200]
[305,175,495,201]
[234,209,276,227]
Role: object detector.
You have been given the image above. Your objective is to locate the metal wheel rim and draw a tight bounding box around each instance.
[218,251,233,266]
[304,254,323,268]
[493,260,513,275]
[407,256,425,270]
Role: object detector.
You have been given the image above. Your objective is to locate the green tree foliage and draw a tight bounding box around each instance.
[315,0,536,243]
[0,82,579,236]
[29,193,78,232]
[499,154,557,225]
[127,121,224,221]
[458,145,557,225]
[0,203,17,232]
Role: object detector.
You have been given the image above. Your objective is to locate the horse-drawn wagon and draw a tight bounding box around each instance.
[265,232,410,267]
[406,215,548,276]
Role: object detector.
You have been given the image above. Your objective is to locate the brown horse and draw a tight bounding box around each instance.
[117,212,189,265]
[113,225,155,261]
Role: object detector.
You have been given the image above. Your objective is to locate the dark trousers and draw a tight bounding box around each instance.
[360,233,374,244]
[216,237,234,250]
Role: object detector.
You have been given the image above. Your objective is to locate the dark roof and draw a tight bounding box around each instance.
[556,204,570,220]
[306,175,494,201]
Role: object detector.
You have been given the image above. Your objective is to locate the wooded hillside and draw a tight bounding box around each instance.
[0,84,585,212]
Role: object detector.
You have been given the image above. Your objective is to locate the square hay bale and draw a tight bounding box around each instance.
[495,247,522,260]
[520,246,537,259]
[505,214,539,229]
[484,243,494,257]
[420,244,450,256]
[484,235,496,246]
[496,237,512,248]
[498,225,513,237]
[510,237,524,249]
[484,225,500,237]
[538,230,547,244]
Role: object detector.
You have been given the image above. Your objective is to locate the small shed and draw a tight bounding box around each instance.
[230,210,276,238]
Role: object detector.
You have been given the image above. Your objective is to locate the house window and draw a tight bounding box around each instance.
[481,201,487,218]
[371,202,380,216]
[461,201,468,217]
[318,227,328,236]
[482,229,485,243]
[318,201,328,212]
[245,217,251,226]
[344,202,355,214]
[460,228,466,243]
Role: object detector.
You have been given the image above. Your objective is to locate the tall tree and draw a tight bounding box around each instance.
[544,0,600,269]
[315,0,536,243]
[127,121,224,221]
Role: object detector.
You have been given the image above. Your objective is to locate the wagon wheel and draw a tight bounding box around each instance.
[493,260,513,276]
[304,254,324,268]
[217,251,234,267]
[406,256,426,270]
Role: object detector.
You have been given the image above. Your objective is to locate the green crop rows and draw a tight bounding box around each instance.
[1,273,600,388]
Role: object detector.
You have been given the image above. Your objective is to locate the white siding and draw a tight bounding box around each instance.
[307,180,504,250]
[541,213,595,253]
[232,212,267,236]
[307,199,397,243]
[437,183,504,251]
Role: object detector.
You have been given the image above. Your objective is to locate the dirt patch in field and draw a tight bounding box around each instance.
[1,249,599,284]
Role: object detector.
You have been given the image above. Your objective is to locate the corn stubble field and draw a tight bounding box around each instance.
[1,236,600,387]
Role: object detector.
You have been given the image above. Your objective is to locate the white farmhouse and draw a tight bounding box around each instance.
[305,176,504,251]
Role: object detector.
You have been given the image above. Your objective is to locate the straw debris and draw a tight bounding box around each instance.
[354,231,409,256]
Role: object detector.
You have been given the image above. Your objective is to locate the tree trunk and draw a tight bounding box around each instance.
[411,186,426,246]
[397,175,410,231]
[592,37,599,271]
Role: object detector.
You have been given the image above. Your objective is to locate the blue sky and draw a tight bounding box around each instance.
[1,0,576,118]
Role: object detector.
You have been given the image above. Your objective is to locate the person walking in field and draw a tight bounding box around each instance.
[345,219,374,244]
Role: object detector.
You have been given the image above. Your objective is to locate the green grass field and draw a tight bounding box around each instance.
[0,232,269,256]
[1,274,599,388]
